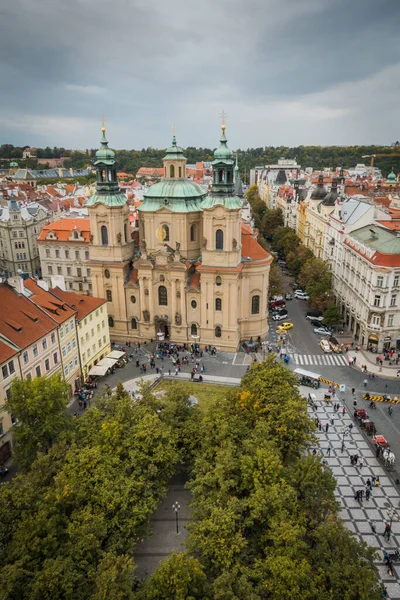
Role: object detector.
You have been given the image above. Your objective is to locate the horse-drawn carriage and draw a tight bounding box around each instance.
[372,435,395,467]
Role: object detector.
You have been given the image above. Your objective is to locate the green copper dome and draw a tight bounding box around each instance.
[10,161,18,168]
[387,170,397,183]
[139,179,206,213]
[163,135,186,161]
[213,126,233,160]
[95,129,115,164]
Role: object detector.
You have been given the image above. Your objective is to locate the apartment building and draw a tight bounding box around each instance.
[37,218,92,295]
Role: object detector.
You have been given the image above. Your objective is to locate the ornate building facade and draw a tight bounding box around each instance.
[86,125,271,351]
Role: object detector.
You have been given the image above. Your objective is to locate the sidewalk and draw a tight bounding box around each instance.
[347,348,400,380]
[308,385,400,599]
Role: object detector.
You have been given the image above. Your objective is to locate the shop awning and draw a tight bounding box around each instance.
[88,364,110,377]
[107,350,126,360]
[97,357,119,369]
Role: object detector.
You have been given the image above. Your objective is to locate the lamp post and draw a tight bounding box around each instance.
[172,501,180,534]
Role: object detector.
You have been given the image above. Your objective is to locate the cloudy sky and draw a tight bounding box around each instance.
[1,0,399,150]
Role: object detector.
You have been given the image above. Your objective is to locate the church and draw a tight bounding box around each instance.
[86,123,271,351]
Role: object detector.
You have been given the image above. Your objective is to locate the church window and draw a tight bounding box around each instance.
[108,169,113,182]
[215,325,222,338]
[131,318,137,329]
[219,169,224,183]
[191,300,197,309]
[124,223,128,243]
[130,295,136,304]
[73,230,79,239]
[215,276,222,286]
[162,224,170,242]
[101,225,108,246]
[101,170,106,182]
[170,164,175,178]
[215,298,222,311]
[216,229,223,250]
[179,166,182,178]
[251,295,260,314]
[106,290,112,302]
[158,285,168,306]
[191,323,198,336]
[190,224,196,242]
[227,170,232,183]
[108,316,114,327]
[104,269,110,279]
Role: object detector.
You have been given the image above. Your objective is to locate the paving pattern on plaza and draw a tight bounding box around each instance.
[308,386,400,599]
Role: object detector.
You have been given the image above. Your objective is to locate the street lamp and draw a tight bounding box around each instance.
[172,501,180,534]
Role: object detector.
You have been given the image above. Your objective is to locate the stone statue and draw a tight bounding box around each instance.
[232,238,237,249]
[176,290,181,298]
[116,232,122,243]
[202,237,207,248]
[140,240,147,252]
[143,310,150,322]
[175,241,181,252]
[175,312,182,326]
[89,234,93,243]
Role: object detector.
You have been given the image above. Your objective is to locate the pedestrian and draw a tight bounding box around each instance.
[353,357,356,364]
[387,559,393,577]
[175,367,178,376]
[363,378,368,388]
[366,488,370,501]
[168,368,171,376]
[330,415,334,426]
[131,390,135,399]
[325,422,329,433]
[342,407,346,415]
[366,478,372,490]
[341,440,345,452]
[318,421,322,431]
[370,520,377,534]
[326,446,331,456]
[383,522,391,541]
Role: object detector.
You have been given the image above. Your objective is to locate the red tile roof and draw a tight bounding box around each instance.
[376,220,400,231]
[241,225,272,263]
[0,283,58,349]
[23,278,76,324]
[50,287,106,321]
[188,272,200,288]
[0,340,18,365]
[37,218,90,243]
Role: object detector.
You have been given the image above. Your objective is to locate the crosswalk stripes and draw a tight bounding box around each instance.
[290,353,348,367]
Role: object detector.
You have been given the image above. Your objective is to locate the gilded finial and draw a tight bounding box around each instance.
[172,123,176,137]
[101,114,106,133]
[220,110,227,130]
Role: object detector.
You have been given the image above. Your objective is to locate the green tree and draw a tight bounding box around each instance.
[298,257,332,310]
[286,245,313,279]
[2,375,72,470]
[268,262,284,298]
[322,305,342,328]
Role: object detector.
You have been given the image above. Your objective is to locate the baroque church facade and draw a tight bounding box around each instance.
[87,124,271,351]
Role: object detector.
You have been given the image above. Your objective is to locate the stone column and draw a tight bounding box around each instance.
[171,278,177,323]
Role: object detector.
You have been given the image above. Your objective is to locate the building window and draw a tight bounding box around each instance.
[2,365,8,379]
[215,276,222,286]
[57,266,62,275]
[394,275,399,287]
[376,276,383,288]
[162,224,170,242]
[55,250,60,258]
[191,299,197,309]
[190,224,196,242]
[42,338,47,350]
[251,295,260,314]
[60,328,64,338]
[101,226,108,246]
[106,290,112,302]
[53,352,58,364]
[372,314,380,326]
[215,325,222,338]
[48,266,53,275]
[36,365,41,377]
[216,229,223,250]
[51,332,55,343]
[46,248,50,257]
[23,350,29,364]
[158,285,168,306]
[67,342,71,353]
[73,231,79,239]
[215,298,222,311]
[108,316,114,327]
[62,346,67,357]
[104,269,110,279]
[170,164,175,178]
[65,250,70,258]
[79,283,83,292]
[131,318,137,329]
[85,251,89,259]
[45,359,50,372]
[75,251,80,260]
[33,344,38,357]
[390,295,397,307]
[191,323,198,336]
[87,268,91,276]
[373,295,381,307]
[388,314,394,327]
[131,295,136,304]
[67,267,72,276]
[64,366,69,376]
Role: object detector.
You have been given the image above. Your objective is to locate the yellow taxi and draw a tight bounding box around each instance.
[277,322,294,331]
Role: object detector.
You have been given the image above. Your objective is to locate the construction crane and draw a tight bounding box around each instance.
[362,153,400,168]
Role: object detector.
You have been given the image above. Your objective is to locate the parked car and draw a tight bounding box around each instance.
[294,291,310,300]
[285,293,292,300]
[269,299,286,310]
[277,322,294,331]
[309,319,323,327]
[306,312,323,321]
[314,327,333,336]
[0,466,8,478]
[272,310,288,321]
[320,340,332,353]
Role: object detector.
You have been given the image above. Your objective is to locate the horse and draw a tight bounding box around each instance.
[382,449,396,468]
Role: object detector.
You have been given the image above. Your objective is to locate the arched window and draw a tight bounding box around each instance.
[104,269,110,279]
[191,323,198,336]
[108,316,114,327]
[215,298,222,311]
[106,290,112,302]
[190,224,196,242]
[158,285,168,306]
[179,166,182,178]
[162,224,170,241]
[251,295,260,314]
[101,225,108,246]
[170,164,175,178]
[215,276,222,286]
[216,229,223,250]
[215,325,222,338]
[130,295,136,304]
[73,230,79,239]
[124,223,128,243]
[131,318,137,329]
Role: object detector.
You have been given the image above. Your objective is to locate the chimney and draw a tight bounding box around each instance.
[37,279,49,291]
[51,274,66,291]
